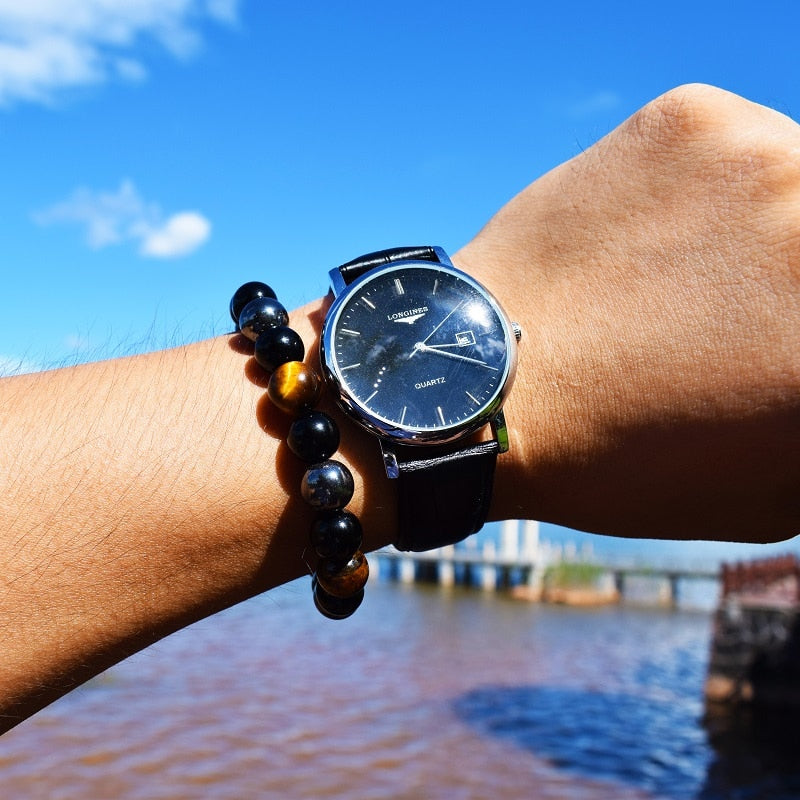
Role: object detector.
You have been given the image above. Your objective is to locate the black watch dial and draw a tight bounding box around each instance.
[323,263,513,440]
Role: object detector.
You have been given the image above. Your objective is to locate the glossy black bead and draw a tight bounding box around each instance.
[300,460,354,510]
[310,510,362,561]
[238,297,289,342]
[312,576,364,620]
[254,326,305,372]
[230,281,277,325]
[288,411,340,462]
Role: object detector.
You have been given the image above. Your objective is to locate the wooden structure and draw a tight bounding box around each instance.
[705,554,800,709]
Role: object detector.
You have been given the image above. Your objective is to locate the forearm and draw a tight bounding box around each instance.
[0,317,394,728]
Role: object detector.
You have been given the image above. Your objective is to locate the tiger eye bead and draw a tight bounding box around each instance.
[230,281,276,325]
[238,297,289,341]
[300,459,354,510]
[267,361,321,414]
[316,551,369,598]
[311,510,362,560]
[288,411,340,462]
[312,577,364,620]
[254,326,305,372]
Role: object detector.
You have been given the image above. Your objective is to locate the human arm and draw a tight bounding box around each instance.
[1,83,799,730]
[0,327,397,730]
[466,83,800,543]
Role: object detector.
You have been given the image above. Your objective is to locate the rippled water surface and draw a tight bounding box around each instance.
[2,580,799,799]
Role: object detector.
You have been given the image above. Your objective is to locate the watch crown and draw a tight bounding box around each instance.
[512,322,523,342]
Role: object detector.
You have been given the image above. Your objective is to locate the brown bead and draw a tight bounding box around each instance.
[267,361,321,414]
[316,551,369,598]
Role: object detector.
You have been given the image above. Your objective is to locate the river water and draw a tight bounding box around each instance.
[1,579,799,799]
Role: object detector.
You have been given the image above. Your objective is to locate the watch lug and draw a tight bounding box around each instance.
[431,245,452,266]
[380,440,400,479]
[328,267,348,298]
[491,410,510,453]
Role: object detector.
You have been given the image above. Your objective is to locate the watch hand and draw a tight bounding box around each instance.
[412,342,498,370]
[408,299,468,359]
[421,299,467,346]
[423,342,469,350]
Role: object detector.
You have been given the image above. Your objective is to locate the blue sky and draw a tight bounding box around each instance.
[1,0,799,564]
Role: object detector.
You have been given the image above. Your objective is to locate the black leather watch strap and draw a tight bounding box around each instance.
[333,246,501,553]
[338,246,440,286]
[393,441,499,552]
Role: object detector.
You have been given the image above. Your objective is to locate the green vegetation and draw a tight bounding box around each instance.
[544,561,605,589]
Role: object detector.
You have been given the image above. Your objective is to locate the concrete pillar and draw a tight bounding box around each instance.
[501,519,519,560]
[481,541,497,591]
[439,545,455,587]
[400,557,416,584]
[666,574,680,608]
[522,519,540,559]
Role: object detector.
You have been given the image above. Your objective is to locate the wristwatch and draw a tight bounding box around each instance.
[320,246,521,551]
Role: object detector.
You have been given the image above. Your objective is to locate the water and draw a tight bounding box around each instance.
[1,580,799,799]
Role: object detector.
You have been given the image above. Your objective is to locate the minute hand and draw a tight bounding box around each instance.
[412,342,498,370]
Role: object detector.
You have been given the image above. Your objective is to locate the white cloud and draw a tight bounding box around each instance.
[140,211,211,258]
[0,0,240,106]
[34,179,212,259]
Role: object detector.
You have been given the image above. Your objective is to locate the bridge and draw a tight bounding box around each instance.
[371,520,720,608]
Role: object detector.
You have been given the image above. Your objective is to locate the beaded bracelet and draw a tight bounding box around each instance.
[229,282,369,620]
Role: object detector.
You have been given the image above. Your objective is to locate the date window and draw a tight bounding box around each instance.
[456,330,476,347]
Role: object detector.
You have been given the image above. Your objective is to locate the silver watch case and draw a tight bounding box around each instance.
[320,249,519,459]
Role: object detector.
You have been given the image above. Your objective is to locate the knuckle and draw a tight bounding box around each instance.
[628,84,800,198]
[630,83,731,147]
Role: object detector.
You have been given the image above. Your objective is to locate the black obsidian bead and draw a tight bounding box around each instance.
[312,576,364,620]
[230,281,277,326]
[288,411,340,462]
[254,326,305,372]
[300,460,354,510]
[238,297,289,341]
[310,510,362,560]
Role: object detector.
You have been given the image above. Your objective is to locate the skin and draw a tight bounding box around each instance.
[1,84,799,730]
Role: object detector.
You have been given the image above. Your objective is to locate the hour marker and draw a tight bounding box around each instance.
[466,391,480,405]
[340,328,361,336]
[433,278,439,295]
[361,296,376,310]
[399,405,407,425]
[365,390,378,403]
[437,406,446,426]
[341,363,361,370]
[394,278,405,295]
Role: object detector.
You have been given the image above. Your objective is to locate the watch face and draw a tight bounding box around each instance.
[322,262,516,443]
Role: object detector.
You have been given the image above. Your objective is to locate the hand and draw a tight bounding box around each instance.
[456,84,800,543]
[411,340,498,370]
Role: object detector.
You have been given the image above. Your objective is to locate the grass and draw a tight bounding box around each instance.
[544,561,606,589]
